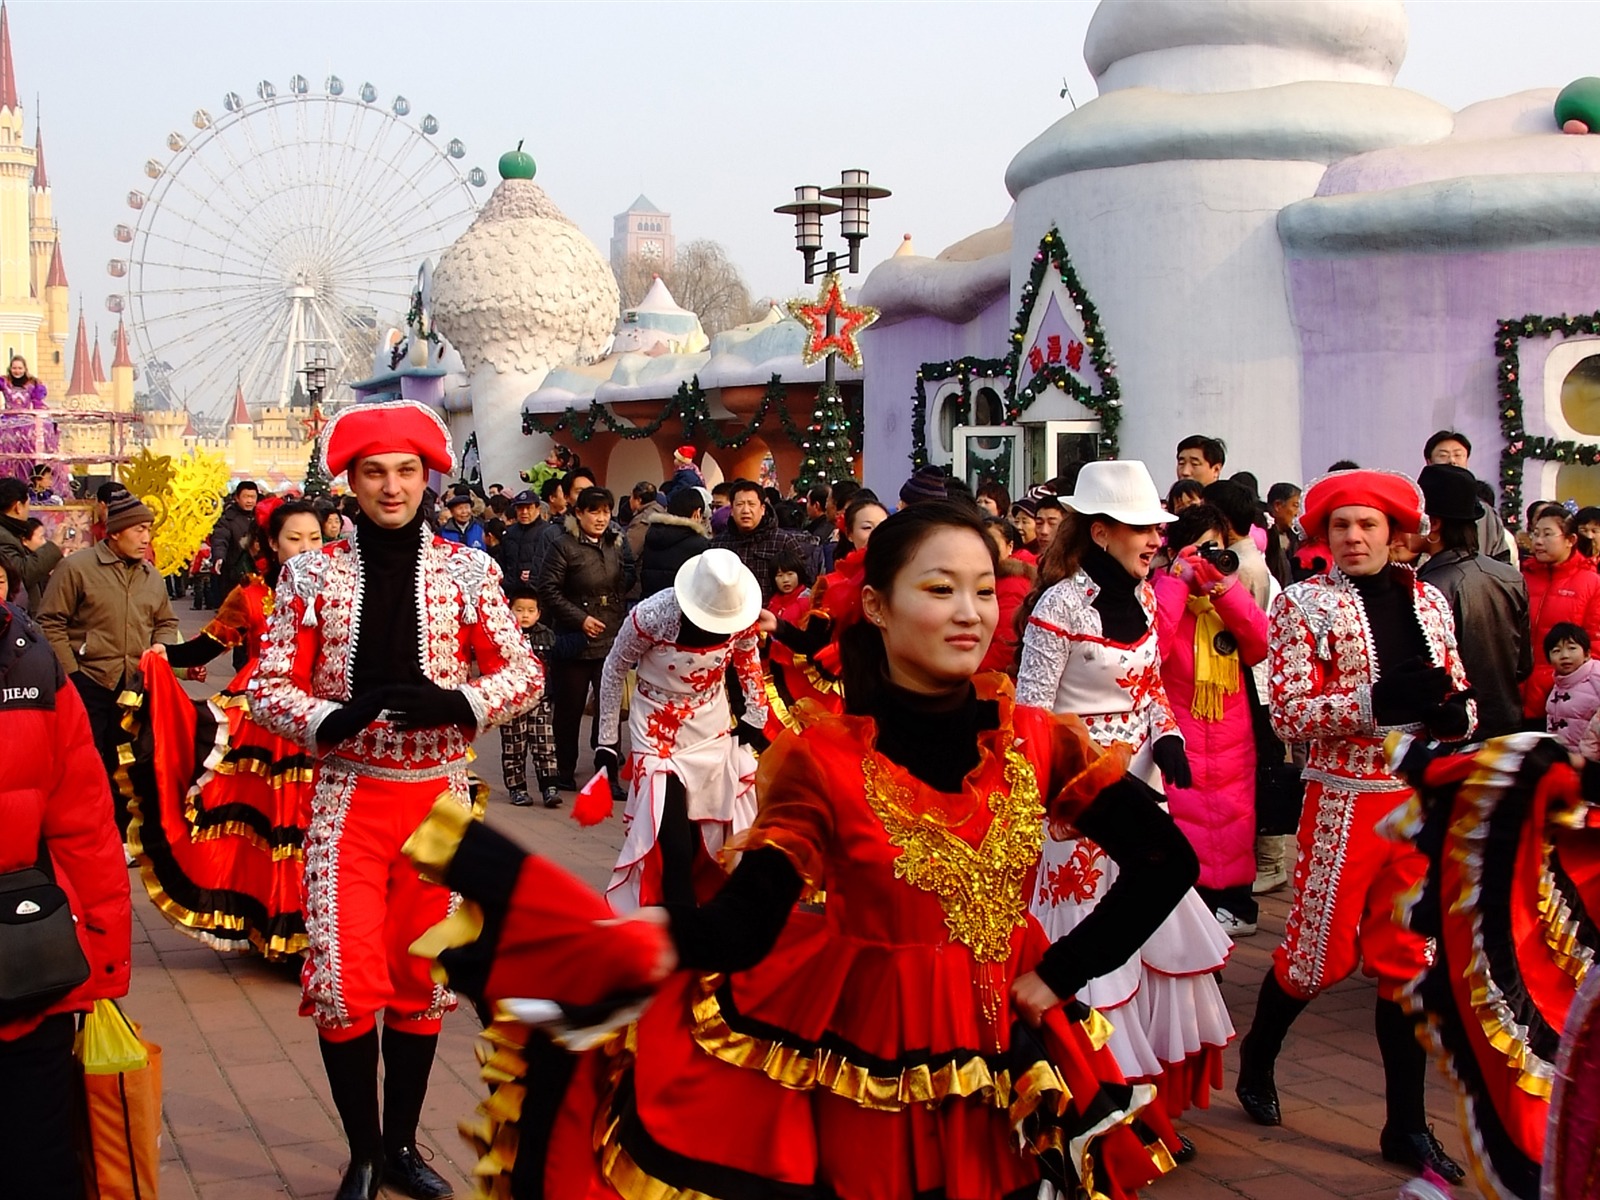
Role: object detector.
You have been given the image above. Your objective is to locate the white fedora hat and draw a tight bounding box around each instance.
[675,548,762,635]
[1061,461,1175,525]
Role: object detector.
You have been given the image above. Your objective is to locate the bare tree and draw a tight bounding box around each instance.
[614,239,761,337]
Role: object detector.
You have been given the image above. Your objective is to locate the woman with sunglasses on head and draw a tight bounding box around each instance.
[407,501,1196,1199]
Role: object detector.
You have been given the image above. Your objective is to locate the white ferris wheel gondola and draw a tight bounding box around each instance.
[105,76,487,425]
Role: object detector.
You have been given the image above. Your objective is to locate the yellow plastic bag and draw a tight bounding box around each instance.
[76,999,163,1200]
[76,998,149,1074]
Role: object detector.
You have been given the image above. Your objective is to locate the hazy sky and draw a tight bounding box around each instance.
[15,1,1600,352]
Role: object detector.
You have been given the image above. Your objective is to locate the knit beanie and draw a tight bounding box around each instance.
[899,465,948,507]
[105,490,155,535]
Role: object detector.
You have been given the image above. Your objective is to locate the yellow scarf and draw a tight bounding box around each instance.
[1186,594,1239,721]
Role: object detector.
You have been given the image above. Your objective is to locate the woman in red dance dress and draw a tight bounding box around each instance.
[126,500,324,959]
[408,501,1197,1200]
[761,492,888,736]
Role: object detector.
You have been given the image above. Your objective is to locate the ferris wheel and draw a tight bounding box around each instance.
[106,75,488,425]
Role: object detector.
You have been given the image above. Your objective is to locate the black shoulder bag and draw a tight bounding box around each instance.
[0,838,91,1022]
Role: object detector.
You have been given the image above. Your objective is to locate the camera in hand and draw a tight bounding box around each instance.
[1197,542,1239,575]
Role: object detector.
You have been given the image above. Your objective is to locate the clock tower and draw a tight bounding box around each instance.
[609,194,675,274]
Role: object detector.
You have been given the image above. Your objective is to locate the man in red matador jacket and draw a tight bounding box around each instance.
[1233,468,1473,1183]
[249,400,542,1200]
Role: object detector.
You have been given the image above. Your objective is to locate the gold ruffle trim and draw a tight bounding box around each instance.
[688,972,1076,1119]
[1537,848,1594,986]
[1437,743,1561,1099]
[403,793,476,883]
[457,1010,535,1200]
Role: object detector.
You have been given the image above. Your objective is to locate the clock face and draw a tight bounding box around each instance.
[639,239,662,260]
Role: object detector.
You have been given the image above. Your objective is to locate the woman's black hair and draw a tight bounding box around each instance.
[839,501,997,715]
[1166,479,1204,510]
[983,515,1020,551]
[842,492,888,542]
[1165,502,1230,554]
[1534,503,1597,559]
[265,500,322,589]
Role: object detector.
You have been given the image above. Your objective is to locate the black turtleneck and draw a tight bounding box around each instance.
[667,677,1194,999]
[1349,565,1428,674]
[350,510,430,696]
[1080,543,1147,643]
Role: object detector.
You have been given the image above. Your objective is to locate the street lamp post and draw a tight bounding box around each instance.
[775,169,890,397]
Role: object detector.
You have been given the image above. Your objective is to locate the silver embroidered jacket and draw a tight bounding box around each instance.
[249,525,543,755]
[1268,565,1474,791]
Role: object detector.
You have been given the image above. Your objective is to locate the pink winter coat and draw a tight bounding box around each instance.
[1154,573,1270,890]
[1547,658,1600,754]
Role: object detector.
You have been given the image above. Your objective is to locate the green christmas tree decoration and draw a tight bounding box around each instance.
[796,383,852,493]
[302,433,332,498]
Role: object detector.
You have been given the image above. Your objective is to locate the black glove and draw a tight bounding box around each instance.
[1151,735,1192,789]
[1372,659,1449,726]
[594,744,621,778]
[734,721,770,754]
[1420,685,1475,739]
[385,682,476,731]
[316,689,393,747]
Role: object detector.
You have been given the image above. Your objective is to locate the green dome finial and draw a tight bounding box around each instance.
[499,140,536,180]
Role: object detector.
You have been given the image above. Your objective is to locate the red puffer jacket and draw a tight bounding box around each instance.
[1523,552,1600,718]
[0,603,130,1041]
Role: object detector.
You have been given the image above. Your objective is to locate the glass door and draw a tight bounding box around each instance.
[952,426,1021,497]
[1024,419,1101,485]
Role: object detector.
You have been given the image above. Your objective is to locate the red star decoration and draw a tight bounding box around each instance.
[299,403,328,442]
[786,273,879,370]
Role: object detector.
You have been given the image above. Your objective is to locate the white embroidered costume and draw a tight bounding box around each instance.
[596,588,767,913]
[250,524,541,1030]
[1016,570,1234,1108]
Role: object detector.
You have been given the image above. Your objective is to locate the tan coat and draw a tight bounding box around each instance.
[35,541,179,689]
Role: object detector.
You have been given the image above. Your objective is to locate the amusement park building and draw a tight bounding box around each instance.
[856,0,1600,525]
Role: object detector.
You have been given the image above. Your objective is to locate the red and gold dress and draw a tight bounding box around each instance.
[762,547,865,737]
[413,677,1176,1200]
[127,578,315,959]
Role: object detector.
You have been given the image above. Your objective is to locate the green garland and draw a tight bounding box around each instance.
[520,373,822,452]
[909,227,1121,470]
[1495,312,1600,527]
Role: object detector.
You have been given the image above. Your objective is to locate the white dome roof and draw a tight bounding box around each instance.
[1085,0,1408,95]
[431,178,619,378]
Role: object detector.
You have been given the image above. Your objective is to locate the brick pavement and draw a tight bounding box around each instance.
[128,607,1477,1199]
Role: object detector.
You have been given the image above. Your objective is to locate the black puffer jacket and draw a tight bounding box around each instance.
[537,518,636,660]
[638,512,710,599]
[207,501,258,585]
[499,516,550,589]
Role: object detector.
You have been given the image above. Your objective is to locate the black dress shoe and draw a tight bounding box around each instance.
[1235,1067,1281,1126]
[385,1144,454,1199]
[1379,1125,1465,1184]
[333,1156,383,1200]
[1172,1133,1197,1163]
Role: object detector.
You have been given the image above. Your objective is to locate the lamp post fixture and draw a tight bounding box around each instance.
[300,353,330,407]
[775,169,890,396]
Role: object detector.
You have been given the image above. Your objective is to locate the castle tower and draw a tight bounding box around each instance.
[111,318,133,413]
[90,329,107,404]
[64,309,94,405]
[40,238,65,392]
[0,5,41,374]
[29,118,52,300]
[609,195,674,274]
[227,382,255,475]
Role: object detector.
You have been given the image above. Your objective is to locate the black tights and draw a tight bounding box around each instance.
[658,775,697,907]
[1242,974,1426,1133]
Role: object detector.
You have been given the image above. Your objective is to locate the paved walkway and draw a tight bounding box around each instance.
[133,609,1475,1199]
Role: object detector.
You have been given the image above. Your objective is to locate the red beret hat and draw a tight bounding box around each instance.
[321,400,454,478]
[1297,469,1427,543]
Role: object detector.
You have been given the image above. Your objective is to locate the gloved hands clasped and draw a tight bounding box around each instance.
[1372,657,1469,738]
[315,682,476,748]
